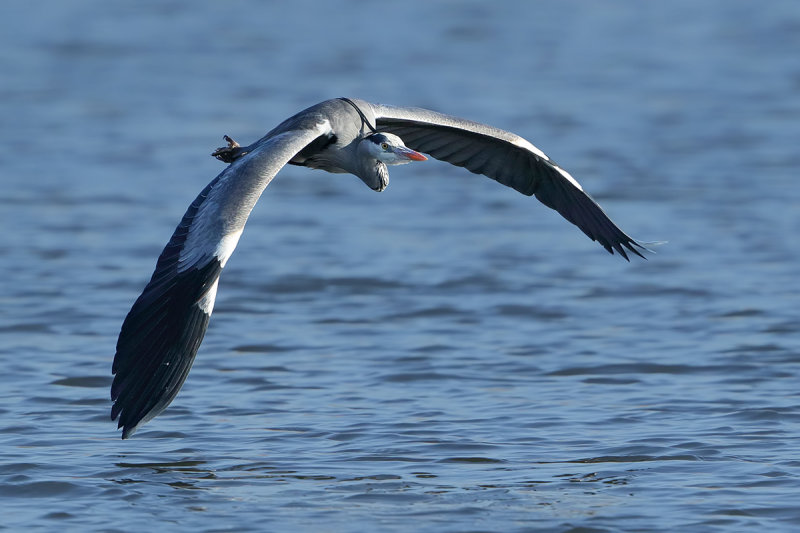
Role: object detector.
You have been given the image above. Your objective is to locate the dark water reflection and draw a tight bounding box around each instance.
[2,0,800,531]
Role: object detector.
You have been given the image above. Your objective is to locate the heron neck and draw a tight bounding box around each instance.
[355,157,388,192]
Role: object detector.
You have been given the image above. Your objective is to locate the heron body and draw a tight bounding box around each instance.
[111,97,646,438]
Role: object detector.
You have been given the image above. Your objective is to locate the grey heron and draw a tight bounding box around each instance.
[111,97,647,438]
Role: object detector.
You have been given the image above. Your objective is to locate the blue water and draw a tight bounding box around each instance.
[2,1,799,531]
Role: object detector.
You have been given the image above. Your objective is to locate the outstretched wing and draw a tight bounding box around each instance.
[111,121,332,438]
[371,103,645,259]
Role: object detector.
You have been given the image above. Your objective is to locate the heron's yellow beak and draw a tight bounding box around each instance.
[395,146,427,161]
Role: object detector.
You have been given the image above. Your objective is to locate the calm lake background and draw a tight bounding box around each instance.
[2,1,799,531]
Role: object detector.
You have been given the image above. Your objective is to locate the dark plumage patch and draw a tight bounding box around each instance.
[366,133,394,146]
[111,178,224,438]
[288,133,337,166]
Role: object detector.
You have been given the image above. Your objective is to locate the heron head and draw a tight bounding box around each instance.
[355,133,427,192]
[363,133,427,166]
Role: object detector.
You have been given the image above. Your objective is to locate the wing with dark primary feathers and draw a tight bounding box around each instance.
[371,103,645,259]
[111,121,333,438]
[111,178,223,439]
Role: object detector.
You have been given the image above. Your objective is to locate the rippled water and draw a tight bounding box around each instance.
[2,1,799,531]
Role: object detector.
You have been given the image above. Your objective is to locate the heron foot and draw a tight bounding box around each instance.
[212,135,247,163]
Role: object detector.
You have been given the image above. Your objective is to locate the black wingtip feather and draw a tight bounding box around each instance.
[529,162,648,262]
[111,260,220,438]
[111,176,224,438]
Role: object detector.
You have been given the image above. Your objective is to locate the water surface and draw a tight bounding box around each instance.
[1,1,799,531]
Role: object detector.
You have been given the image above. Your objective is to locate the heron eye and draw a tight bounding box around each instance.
[380,142,389,150]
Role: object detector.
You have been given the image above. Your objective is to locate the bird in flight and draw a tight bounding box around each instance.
[111,97,647,438]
